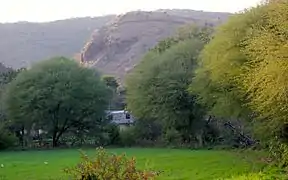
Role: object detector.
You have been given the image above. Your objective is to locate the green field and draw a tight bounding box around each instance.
[0,148,265,180]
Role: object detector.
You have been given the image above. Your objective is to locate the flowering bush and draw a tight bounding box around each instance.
[64,147,159,180]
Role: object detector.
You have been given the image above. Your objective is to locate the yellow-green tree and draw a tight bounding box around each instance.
[191,0,288,164]
[190,7,262,119]
[241,0,288,131]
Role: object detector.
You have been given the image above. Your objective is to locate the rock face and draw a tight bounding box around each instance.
[80,10,231,81]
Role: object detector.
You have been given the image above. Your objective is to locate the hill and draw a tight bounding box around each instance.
[0,15,115,69]
[80,10,231,81]
[0,9,231,78]
[0,63,11,73]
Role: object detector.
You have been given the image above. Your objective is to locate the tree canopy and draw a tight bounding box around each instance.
[4,57,112,147]
[102,75,119,91]
[126,25,213,145]
[190,0,288,163]
[189,7,264,119]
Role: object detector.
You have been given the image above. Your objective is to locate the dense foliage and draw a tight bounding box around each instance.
[0,68,24,149]
[0,123,17,149]
[191,0,288,166]
[126,26,216,147]
[65,148,159,180]
[4,57,112,147]
[102,75,126,110]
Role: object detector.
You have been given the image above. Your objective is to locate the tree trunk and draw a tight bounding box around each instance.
[196,131,203,148]
[20,126,25,148]
[52,137,58,147]
[53,129,66,147]
[52,131,58,147]
[26,128,33,148]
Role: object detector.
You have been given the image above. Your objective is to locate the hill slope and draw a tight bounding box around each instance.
[80,10,231,80]
[0,16,115,68]
[0,63,11,73]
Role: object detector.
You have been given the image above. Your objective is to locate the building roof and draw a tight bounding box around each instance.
[105,110,135,125]
[107,110,126,114]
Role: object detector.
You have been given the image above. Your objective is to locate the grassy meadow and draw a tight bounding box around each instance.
[0,148,266,180]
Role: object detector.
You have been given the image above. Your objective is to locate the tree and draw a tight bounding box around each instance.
[0,68,26,148]
[190,0,288,164]
[102,75,125,110]
[240,0,288,135]
[189,7,263,119]
[0,68,25,88]
[126,38,207,145]
[102,75,119,92]
[239,1,288,164]
[0,68,25,119]
[176,24,214,44]
[126,25,216,146]
[4,57,112,147]
[188,7,266,147]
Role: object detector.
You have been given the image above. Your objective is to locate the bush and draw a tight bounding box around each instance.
[64,147,159,180]
[268,140,288,168]
[222,167,288,180]
[162,128,182,147]
[133,120,162,141]
[0,129,17,150]
[120,127,137,147]
[105,124,121,146]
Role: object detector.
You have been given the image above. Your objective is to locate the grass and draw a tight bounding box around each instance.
[0,148,266,180]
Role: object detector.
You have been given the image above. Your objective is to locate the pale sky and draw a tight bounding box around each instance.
[0,0,262,23]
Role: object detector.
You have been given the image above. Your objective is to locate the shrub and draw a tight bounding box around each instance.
[222,167,288,180]
[64,147,159,180]
[162,128,182,147]
[268,140,288,168]
[225,172,287,180]
[120,127,137,147]
[0,126,17,150]
[133,120,162,142]
[105,124,121,146]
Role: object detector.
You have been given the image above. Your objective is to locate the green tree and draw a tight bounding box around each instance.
[4,57,111,147]
[0,122,17,150]
[0,68,25,119]
[0,68,25,148]
[0,68,25,88]
[126,39,207,145]
[102,75,125,110]
[176,24,214,44]
[102,75,119,92]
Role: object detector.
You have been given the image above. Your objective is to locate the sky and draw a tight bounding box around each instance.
[0,0,262,23]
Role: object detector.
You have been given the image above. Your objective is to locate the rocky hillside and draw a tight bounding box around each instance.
[0,15,115,69]
[80,10,231,80]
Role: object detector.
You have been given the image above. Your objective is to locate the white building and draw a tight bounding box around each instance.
[105,110,135,131]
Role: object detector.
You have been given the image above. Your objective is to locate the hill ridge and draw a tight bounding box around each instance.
[80,9,231,81]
